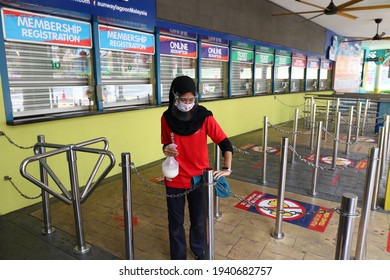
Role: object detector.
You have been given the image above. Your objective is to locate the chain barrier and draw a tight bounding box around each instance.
[288,145,368,171]
[131,162,344,217]
[267,121,306,135]
[5,177,42,199]
[321,127,359,145]
[339,115,359,129]
[0,131,35,149]
[131,163,200,198]
[275,96,305,108]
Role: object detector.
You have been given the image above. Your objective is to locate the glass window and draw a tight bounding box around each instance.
[231,62,252,96]
[320,60,333,90]
[5,41,92,118]
[100,51,154,108]
[254,52,273,95]
[160,56,196,102]
[254,65,272,94]
[306,68,319,91]
[201,59,227,99]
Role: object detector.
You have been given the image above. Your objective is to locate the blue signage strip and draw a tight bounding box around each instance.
[201,35,229,46]
[159,27,197,40]
[160,36,197,58]
[0,0,156,27]
[98,25,154,54]
[201,43,228,61]
[2,8,92,48]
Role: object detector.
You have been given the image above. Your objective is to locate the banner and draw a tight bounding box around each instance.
[201,43,228,61]
[0,0,155,27]
[2,8,92,48]
[160,36,197,58]
[98,25,154,54]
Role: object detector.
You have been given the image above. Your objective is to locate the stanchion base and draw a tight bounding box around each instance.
[258,177,266,184]
[371,206,381,211]
[214,212,222,220]
[73,244,91,255]
[270,232,285,240]
[41,226,55,235]
[308,191,318,197]
[41,223,55,235]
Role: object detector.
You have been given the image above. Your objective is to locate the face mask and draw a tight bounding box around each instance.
[175,100,195,112]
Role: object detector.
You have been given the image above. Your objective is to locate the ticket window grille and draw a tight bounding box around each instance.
[100,51,154,108]
[306,67,319,91]
[231,62,252,96]
[320,68,332,90]
[291,67,305,93]
[274,65,290,93]
[5,41,93,118]
[200,59,227,99]
[254,65,272,95]
[160,56,196,103]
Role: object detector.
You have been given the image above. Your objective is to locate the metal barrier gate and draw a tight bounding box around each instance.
[20,135,116,254]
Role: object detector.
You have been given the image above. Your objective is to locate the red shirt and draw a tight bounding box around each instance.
[161,115,227,188]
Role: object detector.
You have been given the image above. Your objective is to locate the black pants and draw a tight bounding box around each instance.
[166,186,204,260]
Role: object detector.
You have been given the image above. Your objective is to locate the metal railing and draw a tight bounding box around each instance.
[20,136,116,254]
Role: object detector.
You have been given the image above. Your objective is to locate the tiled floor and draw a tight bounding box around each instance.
[1,116,390,260]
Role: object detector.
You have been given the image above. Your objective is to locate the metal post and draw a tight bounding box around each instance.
[203,168,215,260]
[37,135,55,235]
[310,103,317,151]
[271,137,288,240]
[335,193,358,260]
[332,111,341,169]
[355,147,379,260]
[324,100,330,141]
[122,152,135,260]
[334,98,340,132]
[372,127,385,210]
[262,116,268,184]
[345,106,354,155]
[67,147,90,254]
[310,121,322,196]
[291,108,299,163]
[383,115,390,165]
[214,144,222,219]
[309,96,314,129]
[355,101,362,143]
[361,99,369,135]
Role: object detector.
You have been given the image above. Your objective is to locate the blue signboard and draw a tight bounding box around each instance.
[160,36,197,58]
[98,24,154,54]
[2,8,92,48]
[159,27,197,40]
[201,43,228,61]
[0,0,156,27]
[201,35,229,46]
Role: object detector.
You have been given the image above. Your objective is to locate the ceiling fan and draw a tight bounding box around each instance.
[342,18,390,42]
[272,0,390,20]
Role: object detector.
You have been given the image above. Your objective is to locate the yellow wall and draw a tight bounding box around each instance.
[0,84,312,214]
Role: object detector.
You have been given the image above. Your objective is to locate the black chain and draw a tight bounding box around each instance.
[0,131,34,149]
[130,163,200,198]
[130,162,347,217]
[5,177,42,199]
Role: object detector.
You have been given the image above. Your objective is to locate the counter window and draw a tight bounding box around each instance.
[100,51,153,107]
[5,41,92,118]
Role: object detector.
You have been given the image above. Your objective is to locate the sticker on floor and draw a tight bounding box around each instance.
[235,191,334,233]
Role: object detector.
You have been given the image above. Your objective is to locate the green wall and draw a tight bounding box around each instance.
[0,83,312,214]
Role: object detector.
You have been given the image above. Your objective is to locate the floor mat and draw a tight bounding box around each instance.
[234,191,334,233]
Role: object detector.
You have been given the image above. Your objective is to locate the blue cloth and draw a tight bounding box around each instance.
[191,175,231,198]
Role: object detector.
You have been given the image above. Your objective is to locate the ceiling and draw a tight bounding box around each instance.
[267,0,390,50]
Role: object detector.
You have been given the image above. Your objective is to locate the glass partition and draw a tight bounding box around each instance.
[306,57,320,91]
[255,51,273,95]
